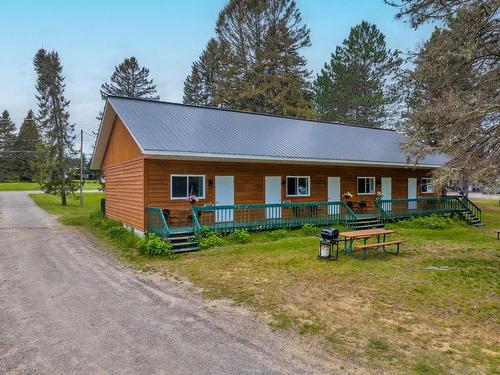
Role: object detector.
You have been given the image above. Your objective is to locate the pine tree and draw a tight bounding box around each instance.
[0,110,16,151]
[100,57,160,100]
[0,110,17,180]
[13,110,41,181]
[388,0,499,189]
[313,21,401,127]
[183,39,225,107]
[184,0,312,118]
[34,48,75,205]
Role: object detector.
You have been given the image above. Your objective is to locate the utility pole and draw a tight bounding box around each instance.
[80,129,83,207]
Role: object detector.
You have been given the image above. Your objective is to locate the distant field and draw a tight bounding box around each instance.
[0,180,100,191]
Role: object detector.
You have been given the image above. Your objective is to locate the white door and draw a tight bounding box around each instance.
[327,177,341,215]
[215,176,234,222]
[381,177,392,211]
[408,178,417,210]
[265,176,281,219]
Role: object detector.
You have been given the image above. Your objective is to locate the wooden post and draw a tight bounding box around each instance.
[80,129,83,207]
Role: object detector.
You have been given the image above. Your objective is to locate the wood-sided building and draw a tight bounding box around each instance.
[91,96,446,235]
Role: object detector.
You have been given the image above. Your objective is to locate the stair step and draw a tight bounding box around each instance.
[168,235,196,242]
[172,246,200,253]
[171,241,199,248]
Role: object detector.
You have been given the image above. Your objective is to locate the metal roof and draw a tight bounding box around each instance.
[91,96,447,169]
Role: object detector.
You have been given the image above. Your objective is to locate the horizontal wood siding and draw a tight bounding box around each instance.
[104,158,145,231]
[102,116,142,168]
[145,158,435,226]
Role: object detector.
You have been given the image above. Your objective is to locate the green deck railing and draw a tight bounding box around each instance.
[191,201,357,234]
[375,196,468,221]
[145,206,170,238]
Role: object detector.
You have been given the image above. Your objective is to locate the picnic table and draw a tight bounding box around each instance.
[339,228,403,260]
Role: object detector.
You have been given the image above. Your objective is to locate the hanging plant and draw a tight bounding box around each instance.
[343,192,353,200]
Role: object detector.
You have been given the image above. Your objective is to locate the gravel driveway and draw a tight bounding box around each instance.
[0,192,346,374]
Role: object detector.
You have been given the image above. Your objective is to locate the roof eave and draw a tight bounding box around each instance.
[142,150,441,169]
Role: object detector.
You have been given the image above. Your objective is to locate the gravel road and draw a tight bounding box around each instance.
[0,191,348,374]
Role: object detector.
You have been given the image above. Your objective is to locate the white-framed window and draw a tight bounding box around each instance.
[421,178,434,193]
[286,176,310,197]
[170,175,206,200]
[357,177,375,195]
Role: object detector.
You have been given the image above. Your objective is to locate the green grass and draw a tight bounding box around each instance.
[30,194,500,374]
[0,180,100,191]
[30,192,104,225]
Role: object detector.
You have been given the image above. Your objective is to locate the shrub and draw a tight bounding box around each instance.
[100,218,122,231]
[228,229,250,244]
[398,214,456,230]
[269,229,288,240]
[200,232,225,249]
[105,226,129,240]
[137,233,175,258]
[201,225,213,237]
[301,223,318,235]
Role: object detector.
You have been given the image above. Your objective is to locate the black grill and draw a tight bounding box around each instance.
[321,228,339,241]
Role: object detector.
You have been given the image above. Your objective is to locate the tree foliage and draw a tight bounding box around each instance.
[34,48,76,205]
[100,57,160,100]
[184,0,312,118]
[313,21,402,127]
[13,110,41,181]
[0,110,17,180]
[388,0,499,188]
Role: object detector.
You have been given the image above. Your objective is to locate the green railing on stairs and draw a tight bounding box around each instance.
[145,206,170,238]
[374,196,468,221]
[458,195,482,223]
[191,201,357,234]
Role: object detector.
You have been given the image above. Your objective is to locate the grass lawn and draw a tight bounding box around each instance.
[30,192,104,225]
[31,193,500,374]
[0,180,100,191]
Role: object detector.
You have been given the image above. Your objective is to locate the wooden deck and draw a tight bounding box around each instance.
[145,196,483,238]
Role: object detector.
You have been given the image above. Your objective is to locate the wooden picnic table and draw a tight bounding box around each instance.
[339,228,396,259]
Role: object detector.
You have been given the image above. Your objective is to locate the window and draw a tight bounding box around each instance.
[286,176,310,197]
[357,177,375,195]
[421,178,434,193]
[170,175,205,199]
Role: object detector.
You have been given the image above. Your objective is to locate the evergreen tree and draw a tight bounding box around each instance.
[313,21,401,127]
[34,48,75,205]
[13,110,41,181]
[387,0,499,189]
[0,110,16,151]
[183,39,226,107]
[0,110,17,180]
[100,57,160,100]
[184,0,312,118]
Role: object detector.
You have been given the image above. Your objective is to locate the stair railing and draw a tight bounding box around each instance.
[374,199,389,222]
[145,206,170,238]
[192,206,202,237]
[457,195,482,223]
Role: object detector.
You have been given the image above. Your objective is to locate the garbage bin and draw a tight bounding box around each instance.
[319,228,340,260]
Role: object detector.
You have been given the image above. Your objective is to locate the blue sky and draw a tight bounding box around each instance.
[0,0,434,151]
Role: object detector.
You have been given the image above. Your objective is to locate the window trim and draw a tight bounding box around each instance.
[170,174,206,200]
[421,178,434,194]
[286,176,311,197]
[357,177,376,195]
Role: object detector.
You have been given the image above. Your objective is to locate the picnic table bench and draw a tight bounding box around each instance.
[339,228,403,260]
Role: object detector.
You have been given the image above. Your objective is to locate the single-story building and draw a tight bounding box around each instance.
[91,96,479,247]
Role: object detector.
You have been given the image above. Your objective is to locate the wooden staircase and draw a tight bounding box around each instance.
[167,228,200,253]
[352,215,385,230]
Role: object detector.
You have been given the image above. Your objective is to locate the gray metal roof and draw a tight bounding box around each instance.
[92,96,447,169]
